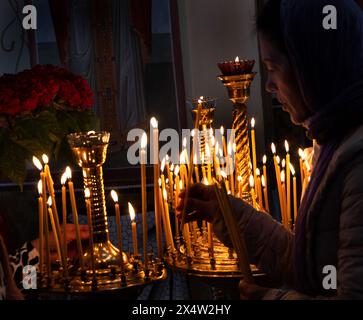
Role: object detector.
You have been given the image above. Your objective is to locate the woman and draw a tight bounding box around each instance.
[177,0,363,299]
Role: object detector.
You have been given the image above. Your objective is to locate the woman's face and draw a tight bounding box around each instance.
[259,35,311,125]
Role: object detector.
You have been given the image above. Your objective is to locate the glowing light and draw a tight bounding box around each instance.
[251,118,255,129]
[150,117,158,129]
[256,168,260,176]
[37,180,42,195]
[263,155,267,164]
[174,165,180,176]
[111,190,118,203]
[161,157,166,172]
[289,163,295,176]
[141,132,147,149]
[202,177,209,186]
[61,172,68,185]
[85,188,91,199]
[128,202,136,221]
[261,175,266,187]
[235,56,240,62]
[281,171,285,183]
[42,154,49,164]
[32,156,43,171]
[271,143,276,155]
[47,197,52,207]
[285,140,289,153]
[249,175,255,188]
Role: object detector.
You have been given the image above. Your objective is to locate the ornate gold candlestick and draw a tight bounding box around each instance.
[218,73,256,204]
[67,131,130,271]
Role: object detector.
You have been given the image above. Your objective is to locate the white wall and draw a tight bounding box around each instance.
[178,0,265,153]
[0,1,30,74]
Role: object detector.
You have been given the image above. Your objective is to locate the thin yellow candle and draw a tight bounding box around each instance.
[227,142,235,195]
[220,170,230,193]
[66,167,84,269]
[140,132,148,267]
[205,143,212,184]
[174,172,181,239]
[151,117,163,259]
[262,175,270,213]
[298,148,306,189]
[33,156,50,278]
[61,172,68,264]
[290,164,298,223]
[220,126,227,158]
[193,154,200,183]
[37,180,44,276]
[280,170,287,227]
[271,144,284,219]
[111,190,123,265]
[256,168,263,209]
[213,142,221,180]
[262,155,268,191]
[251,118,257,187]
[249,175,257,208]
[158,181,172,250]
[128,202,138,256]
[285,140,291,226]
[162,188,175,252]
[85,189,96,276]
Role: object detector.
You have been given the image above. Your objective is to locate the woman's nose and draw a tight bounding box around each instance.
[265,77,277,94]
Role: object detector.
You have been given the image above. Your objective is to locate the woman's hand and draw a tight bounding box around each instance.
[239,279,271,300]
[32,224,89,262]
[175,183,221,223]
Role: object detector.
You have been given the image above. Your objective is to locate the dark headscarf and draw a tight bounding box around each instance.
[279,0,363,295]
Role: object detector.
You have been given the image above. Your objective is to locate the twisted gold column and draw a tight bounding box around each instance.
[218,73,256,205]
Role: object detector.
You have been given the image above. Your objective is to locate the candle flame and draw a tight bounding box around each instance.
[65,166,72,179]
[87,130,96,135]
[282,159,286,168]
[281,170,285,183]
[237,175,242,182]
[249,175,255,188]
[182,137,187,148]
[166,154,169,162]
[42,154,49,164]
[170,163,174,171]
[220,126,224,136]
[110,190,118,203]
[211,135,215,147]
[298,148,306,160]
[193,153,198,165]
[180,151,185,165]
[289,163,296,176]
[179,180,183,190]
[235,56,239,62]
[85,188,91,199]
[261,175,266,188]
[47,196,52,207]
[219,148,223,158]
[251,118,255,129]
[163,188,168,201]
[205,143,211,158]
[37,180,42,195]
[150,117,158,129]
[174,165,180,176]
[285,140,289,153]
[32,156,43,171]
[271,143,276,155]
[199,96,204,100]
[61,172,68,185]
[215,141,219,154]
[202,177,209,186]
[191,129,195,137]
[256,168,260,176]
[233,142,236,153]
[197,99,202,104]
[227,141,232,156]
[158,178,162,187]
[161,157,166,172]
[263,155,267,164]
[305,161,311,172]
[220,170,227,179]
[276,156,280,164]
[128,202,135,221]
[166,178,169,184]
[141,132,147,149]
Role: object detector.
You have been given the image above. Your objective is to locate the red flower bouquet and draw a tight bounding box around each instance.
[0,65,100,186]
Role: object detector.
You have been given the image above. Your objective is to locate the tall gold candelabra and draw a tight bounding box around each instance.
[218,73,256,205]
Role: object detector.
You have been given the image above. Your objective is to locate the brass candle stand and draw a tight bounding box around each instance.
[37,131,166,295]
[218,73,256,205]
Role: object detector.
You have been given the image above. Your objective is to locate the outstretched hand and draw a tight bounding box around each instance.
[175,183,221,223]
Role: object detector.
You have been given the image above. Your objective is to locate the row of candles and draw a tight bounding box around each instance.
[32,116,313,277]
[32,153,149,280]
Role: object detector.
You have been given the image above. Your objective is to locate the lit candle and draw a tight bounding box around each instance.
[262,155,268,191]
[251,118,257,187]
[227,142,235,195]
[280,170,287,227]
[255,168,263,209]
[285,140,291,227]
[128,202,138,256]
[111,190,123,266]
[65,167,84,269]
[60,172,68,264]
[37,180,44,276]
[261,175,270,213]
[249,175,257,208]
[162,188,175,252]
[220,126,227,158]
[214,142,221,180]
[220,170,230,193]
[174,168,181,240]
[193,154,200,183]
[150,117,162,259]
[271,144,284,219]
[140,132,148,268]
[298,148,305,189]
[85,189,96,276]
[290,164,298,223]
